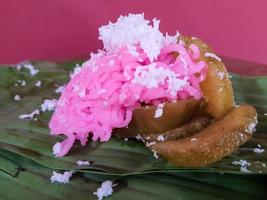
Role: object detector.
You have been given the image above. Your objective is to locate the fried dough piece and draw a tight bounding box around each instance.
[143,114,213,142]
[150,105,257,167]
[114,98,200,138]
[181,36,234,119]
[200,58,234,119]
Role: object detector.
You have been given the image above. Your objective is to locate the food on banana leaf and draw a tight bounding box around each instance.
[48,13,257,167]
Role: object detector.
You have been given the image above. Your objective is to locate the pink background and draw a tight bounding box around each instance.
[1,0,267,64]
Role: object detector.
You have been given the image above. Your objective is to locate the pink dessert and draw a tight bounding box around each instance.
[49,14,207,157]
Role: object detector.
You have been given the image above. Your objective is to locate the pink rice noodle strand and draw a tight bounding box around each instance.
[49,43,207,157]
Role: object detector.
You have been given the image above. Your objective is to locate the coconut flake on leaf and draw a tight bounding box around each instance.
[50,171,73,184]
[23,63,39,76]
[14,94,21,101]
[19,109,40,119]
[94,180,115,200]
[41,99,57,112]
[76,160,90,166]
[52,142,62,157]
[55,85,65,94]
[232,160,251,173]
[35,80,42,87]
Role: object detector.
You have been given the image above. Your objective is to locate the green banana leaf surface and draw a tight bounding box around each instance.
[0,150,266,200]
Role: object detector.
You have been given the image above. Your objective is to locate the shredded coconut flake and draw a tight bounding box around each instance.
[190,138,197,142]
[245,120,257,133]
[232,160,251,167]
[136,134,145,142]
[21,80,26,86]
[19,109,40,119]
[41,99,57,112]
[204,52,221,61]
[146,141,156,147]
[232,159,251,173]
[17,80,26,86]
[163,31,180,46]
[154,103,164,118]
[52,142,62,157]
[93,180,115,200]
[35,80,42,87]
[76,160,90,166]
[55,85,65,94]
[217,71,225,80]
[14,94,21,101]
[152,149,159,159]
[240,166,250,173]
[157,134,165,141]
[253,148,265,154]
[70,64,82,79]
[132,64,187,96]
[23,63,39,76]
[50,171,73,184]
[99,13,175,62]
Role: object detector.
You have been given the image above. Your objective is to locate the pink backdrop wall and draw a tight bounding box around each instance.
[1,0,267,64]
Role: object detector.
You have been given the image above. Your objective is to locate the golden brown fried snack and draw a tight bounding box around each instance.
[114,98,200,138]
[143,114,213,142]
[181,36,234,119]
[200,58,234,119]
[150,105,257,167]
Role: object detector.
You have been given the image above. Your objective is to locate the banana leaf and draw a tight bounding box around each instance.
[0,150,266,200]
[0,60,267,176]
